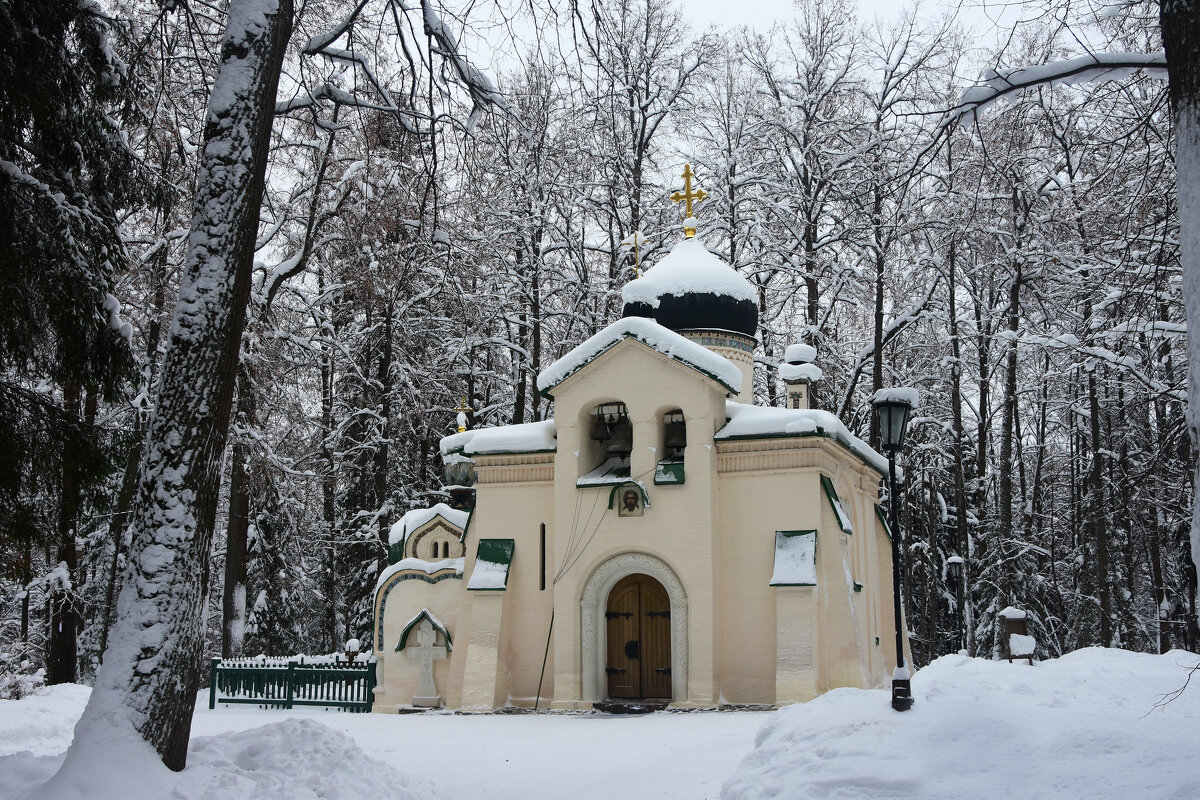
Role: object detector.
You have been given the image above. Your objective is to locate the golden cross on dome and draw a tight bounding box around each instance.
[454,397,473,433]
[670,163,707,238]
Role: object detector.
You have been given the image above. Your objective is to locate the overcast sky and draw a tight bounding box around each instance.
[688,0,1017,36]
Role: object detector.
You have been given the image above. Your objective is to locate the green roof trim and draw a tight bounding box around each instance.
[462,505,475,539]
[874,504,893,542]
[606,482,651,509]
[821,475,854,534]
[395,609,453,653]
[467,539,515,591]
[653,460,685,486]
[387,541,405,565]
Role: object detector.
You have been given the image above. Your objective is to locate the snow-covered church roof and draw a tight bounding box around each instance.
[440,418,558,457]
[717,401,888,475]
[620,238,758,338]
[536,316,743,396]
[621,238,756,308]
[387,502,470,548]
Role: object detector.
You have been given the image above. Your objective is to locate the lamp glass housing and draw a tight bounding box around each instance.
[873,398,912,454]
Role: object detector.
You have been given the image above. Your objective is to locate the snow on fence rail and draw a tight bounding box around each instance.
[208,656,377,713]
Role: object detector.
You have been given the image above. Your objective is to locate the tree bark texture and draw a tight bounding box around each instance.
[1161,0,1200,633]
[221,367,254,659]
[56,0,292,776]
[47,383,82,685]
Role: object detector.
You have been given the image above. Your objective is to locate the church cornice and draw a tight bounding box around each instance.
[474,451,556,484]
[715,435,883,482]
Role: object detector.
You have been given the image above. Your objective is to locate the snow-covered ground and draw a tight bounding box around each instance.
[725,647,1200,800]
[0,686,763,799]
[0,648,1195,799]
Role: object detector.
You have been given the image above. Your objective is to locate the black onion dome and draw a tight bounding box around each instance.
[620,238,758,338]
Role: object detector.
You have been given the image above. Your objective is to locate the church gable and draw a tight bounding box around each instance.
[536,316,743,398]
[387,503,470,563]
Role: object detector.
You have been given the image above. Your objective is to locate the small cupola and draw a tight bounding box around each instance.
[780,342,822,410]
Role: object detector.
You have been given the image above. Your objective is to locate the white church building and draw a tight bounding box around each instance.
[370,201,909,711]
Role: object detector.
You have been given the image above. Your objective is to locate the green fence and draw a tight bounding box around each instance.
[209,657,376,713]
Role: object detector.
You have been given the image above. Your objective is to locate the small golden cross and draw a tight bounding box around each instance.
[454,397,473,433]
[669,164,708,238]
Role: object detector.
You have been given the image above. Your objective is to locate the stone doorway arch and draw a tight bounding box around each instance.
[580,552,688,702]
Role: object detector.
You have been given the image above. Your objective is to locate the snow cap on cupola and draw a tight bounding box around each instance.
[621,164,758,402]
[620,164,758,339]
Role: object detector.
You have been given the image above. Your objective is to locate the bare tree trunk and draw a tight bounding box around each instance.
[1161,0,1200,641]
[55,0,292,775]
[1088,370,1112,646]
[319,266,340,652]
[946,233,974,654]
[998,267,1020,606]
[374,301,394,549]
[221,367,254,658]
[47,384,83,685]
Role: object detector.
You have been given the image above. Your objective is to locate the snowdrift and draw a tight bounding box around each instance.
[0,693,446,800]
[723,647,1200,800]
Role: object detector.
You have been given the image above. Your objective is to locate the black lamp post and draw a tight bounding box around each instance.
[872,390,915,712]
[946,555,965,653]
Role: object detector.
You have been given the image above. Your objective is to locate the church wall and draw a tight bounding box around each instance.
[372,577,463,713]
[458,462,555,709]
[545,340,728,708]
[715,468,823,704]
[714,437,891,703]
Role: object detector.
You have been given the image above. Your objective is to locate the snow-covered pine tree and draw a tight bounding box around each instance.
[0,0,146,685]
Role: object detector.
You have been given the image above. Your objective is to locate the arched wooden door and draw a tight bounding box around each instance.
[605,573,671,700]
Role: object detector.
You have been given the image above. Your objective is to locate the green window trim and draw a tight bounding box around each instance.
[653,460,685,485]
[770,529,818,587]
[874,504,892,542]
[395,608,453,652]
[821,475,854,534]
[467,538,515,591]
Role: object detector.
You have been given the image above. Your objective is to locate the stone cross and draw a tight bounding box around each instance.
[408,618,447,707]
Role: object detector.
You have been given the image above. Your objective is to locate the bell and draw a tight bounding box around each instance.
[590,414,611,442]
[606,417,633,457]
[663,412,686,451]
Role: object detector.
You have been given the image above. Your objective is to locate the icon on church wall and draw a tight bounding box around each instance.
[618,487,643,517]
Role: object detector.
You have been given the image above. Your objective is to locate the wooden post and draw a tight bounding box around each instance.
[286,662,295,710]
[209,658,219,710]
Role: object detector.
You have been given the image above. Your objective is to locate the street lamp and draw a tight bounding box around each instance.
[872,388,916,712]
[946,555,965,654]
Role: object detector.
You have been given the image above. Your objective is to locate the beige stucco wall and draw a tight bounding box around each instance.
[372,572,463,712]
[714,437,891,703]
[546,339,726,709]
[444,454,555,709]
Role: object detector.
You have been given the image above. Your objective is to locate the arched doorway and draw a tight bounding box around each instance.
[606,573,671,700]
